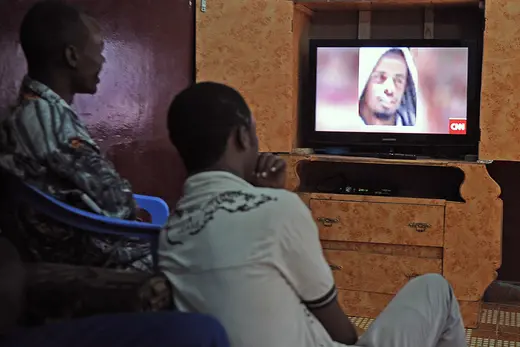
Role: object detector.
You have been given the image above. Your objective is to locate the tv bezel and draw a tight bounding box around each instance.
[303,39,481,152]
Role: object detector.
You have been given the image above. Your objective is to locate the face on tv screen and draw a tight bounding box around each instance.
[315,47,469,135]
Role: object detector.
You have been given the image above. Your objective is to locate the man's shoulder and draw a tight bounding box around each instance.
[244,186,308,216]
[9,95,71,124]
[199,186,300,219]
[169,187,306,234]
[244,185,295,201]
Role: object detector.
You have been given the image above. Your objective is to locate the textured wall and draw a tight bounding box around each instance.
[480,0,520,160]
[0,0,192,206]
[195,0,294,153]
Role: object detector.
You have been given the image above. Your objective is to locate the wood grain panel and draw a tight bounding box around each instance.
[305,192,446,206]
[459,300,481,329]
[321,240,443,259]
[285,154,501,328]
[286,153,467,167]
[310,199,445,246]
[291,156,502,300]
[324,250,442,294]
[443,164,502,301]
[195,0,294,153]
[479,0,520,160]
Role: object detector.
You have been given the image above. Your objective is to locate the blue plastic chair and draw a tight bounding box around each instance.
[11,179,169,268]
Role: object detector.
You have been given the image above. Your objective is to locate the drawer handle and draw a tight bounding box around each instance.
[317,217,339,227]
[408,222,431,233]
[329,264,343,271]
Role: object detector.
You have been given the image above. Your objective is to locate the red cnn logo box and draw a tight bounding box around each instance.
[449,119,467,135]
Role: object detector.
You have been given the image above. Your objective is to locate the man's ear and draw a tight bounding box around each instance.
[236,125,251,151]
[64,45,79,68]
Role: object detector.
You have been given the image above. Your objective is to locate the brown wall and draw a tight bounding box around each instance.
[0,0,192,207]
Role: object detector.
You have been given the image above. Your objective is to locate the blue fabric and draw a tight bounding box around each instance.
[0,312,230,347]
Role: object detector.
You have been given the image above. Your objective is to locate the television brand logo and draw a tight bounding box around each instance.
[449,119,467,135]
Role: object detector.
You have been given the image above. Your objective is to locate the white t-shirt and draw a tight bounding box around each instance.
[159,171,345,347]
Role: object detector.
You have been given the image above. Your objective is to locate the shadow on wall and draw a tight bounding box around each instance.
[0,0,192,207]
[488,161,520,282]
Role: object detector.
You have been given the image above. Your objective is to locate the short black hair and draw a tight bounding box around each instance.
[167,82,252,173]
[20,0,88,70]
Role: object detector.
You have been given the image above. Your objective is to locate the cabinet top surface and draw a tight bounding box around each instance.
[291,154,486,167]
[293,0,479,11]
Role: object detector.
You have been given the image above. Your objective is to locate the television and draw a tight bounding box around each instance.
[303,39,481,160]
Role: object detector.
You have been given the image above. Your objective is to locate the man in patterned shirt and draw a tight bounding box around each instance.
[0,1,151,270]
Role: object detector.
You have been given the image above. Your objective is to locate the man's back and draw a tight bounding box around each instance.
[159,171,341,347]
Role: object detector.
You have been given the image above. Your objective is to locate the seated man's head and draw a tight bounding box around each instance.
[20,0,105,95]
[167,82,259,180]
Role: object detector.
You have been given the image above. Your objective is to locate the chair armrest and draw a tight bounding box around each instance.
[20,184,164,269]
[23,184,163,239]
[134,194,170,225]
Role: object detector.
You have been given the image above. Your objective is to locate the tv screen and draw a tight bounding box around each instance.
[306,40,480,156]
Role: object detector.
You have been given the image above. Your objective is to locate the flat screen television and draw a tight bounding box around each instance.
[303,39,481,160]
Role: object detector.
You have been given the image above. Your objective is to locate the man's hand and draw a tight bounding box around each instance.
[250,153,287,189]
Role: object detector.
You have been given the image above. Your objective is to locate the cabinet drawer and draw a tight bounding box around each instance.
[310,199,444,247]
[324,249,442,295]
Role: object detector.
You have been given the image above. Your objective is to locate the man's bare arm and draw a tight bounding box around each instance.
[309,298,358,345]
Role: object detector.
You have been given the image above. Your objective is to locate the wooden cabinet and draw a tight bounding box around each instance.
[195,0,295,153]
[294,0,478,10]
[194,0,509,331]
[195,0,520,160]
[287,154,502,328]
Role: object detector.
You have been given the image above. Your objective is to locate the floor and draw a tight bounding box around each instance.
[350,303,520,346]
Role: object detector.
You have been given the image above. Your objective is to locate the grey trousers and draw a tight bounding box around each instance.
[355,274,467,347]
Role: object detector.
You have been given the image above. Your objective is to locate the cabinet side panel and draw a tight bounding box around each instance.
[480,0,520,160]
[195,0,294,152]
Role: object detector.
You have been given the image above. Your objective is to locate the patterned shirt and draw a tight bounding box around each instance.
[0,77,151,271]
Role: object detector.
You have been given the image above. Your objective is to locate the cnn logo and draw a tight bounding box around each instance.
[449,119,467,135]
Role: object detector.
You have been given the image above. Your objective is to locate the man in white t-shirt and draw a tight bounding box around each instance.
[159,82,467,347]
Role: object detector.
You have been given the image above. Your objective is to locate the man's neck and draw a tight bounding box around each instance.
[28,70,75,105]
[189,164,247,183]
